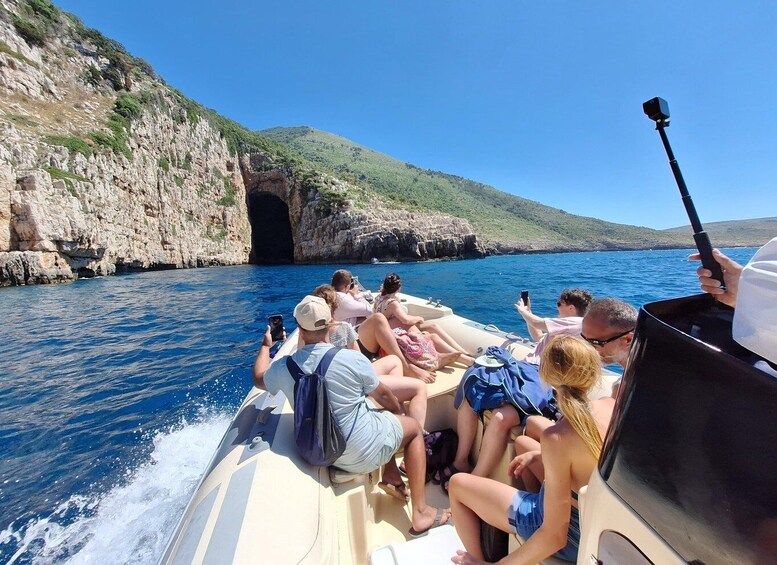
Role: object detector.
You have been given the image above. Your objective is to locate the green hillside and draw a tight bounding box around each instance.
[664,217,776,248]
[263,126,685,250]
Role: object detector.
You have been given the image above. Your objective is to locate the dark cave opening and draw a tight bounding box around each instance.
[248,192,294,264]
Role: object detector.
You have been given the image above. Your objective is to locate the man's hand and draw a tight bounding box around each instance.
[690,249,743,308]
[262,326,286,348]
[514,296,531,315]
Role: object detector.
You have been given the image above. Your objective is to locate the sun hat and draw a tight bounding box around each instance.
[733,237,777,365]
[294,295,332,331]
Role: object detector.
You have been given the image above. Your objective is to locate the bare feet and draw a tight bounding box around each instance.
[408,364,436,383]
[436,351,461,369]
[410,505,451,535]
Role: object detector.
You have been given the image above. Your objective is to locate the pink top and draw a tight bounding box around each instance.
[334,291,373,326]
[524,316,583,365]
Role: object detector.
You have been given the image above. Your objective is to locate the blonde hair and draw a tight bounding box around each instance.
[539,335,604,460]
[313,284,339,316]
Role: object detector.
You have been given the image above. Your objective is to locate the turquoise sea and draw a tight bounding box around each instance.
[0,247,758,563]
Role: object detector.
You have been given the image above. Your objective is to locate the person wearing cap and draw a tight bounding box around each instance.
[253,295,451,535]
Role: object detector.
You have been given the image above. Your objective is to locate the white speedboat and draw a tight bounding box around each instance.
[159,292,776,564]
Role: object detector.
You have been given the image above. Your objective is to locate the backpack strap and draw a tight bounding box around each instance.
[314,346,341,375]
[286,347,341,383]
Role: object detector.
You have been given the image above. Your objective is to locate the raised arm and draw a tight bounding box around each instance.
[515,297,548,341]
[253,326,274,390]
[335,291,373,321]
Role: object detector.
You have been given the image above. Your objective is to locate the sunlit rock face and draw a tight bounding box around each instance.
[0,0,482,286]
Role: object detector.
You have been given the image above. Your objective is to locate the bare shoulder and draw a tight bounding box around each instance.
[541,418,576,448]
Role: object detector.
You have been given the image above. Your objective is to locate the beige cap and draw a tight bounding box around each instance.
[294,295,332,331]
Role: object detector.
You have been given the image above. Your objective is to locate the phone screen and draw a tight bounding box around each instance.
[520,290,529,304]
[268,314,284,341]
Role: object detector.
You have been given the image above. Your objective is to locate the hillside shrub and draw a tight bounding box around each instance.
[24,0,59,26]
[88,112,131,159]
[43,135,92,158]
[158,156,170,172]
[217,180,235,206]
[83,66,102,87]
[12,16,46,46]
[46,166,91,196]
[114,94,142,120]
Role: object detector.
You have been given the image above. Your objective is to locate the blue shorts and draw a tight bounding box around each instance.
[507,484,580,562]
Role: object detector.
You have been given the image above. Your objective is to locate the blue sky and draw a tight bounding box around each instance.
[56,0,777,230]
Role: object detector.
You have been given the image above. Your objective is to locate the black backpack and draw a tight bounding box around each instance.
[286,348,347,467]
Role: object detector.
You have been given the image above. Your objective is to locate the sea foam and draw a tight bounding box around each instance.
[1,414,231,565]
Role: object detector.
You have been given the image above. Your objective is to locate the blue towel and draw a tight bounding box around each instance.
[454,346,555,419]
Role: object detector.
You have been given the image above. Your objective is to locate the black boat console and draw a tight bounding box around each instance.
[599,294,777,564]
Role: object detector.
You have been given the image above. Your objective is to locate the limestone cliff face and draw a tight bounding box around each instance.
[241,155,482,263]
[0,0,482,286]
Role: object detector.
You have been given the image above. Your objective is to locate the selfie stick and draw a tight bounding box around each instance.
[643,97,726,287]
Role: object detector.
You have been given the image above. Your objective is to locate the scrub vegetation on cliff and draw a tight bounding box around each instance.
[262,127,688,250]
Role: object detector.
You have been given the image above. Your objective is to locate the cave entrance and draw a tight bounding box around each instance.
[248,192,294,264]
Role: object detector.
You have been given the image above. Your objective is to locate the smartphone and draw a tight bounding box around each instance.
[520,290,529,305]
[268,314,284,342]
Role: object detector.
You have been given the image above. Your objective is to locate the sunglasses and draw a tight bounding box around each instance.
[581,328,634,348]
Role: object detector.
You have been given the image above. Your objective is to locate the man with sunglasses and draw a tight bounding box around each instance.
[580,298,638,397]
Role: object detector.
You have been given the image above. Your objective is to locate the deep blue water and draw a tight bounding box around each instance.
[0,247,757,563]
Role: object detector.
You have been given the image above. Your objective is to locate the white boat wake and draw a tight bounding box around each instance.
[0,413,231,565]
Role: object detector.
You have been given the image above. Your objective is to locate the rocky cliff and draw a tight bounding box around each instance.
[0,0,482,286]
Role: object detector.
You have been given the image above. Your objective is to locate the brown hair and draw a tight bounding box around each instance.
[380,273,402,295]
[559,288,594,316]
[539,335,604,460]
[313,284,339,315]
[331,269,352,291]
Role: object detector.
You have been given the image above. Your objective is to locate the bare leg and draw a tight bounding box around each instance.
[372,354,403,377]
[524,415,554,442]
[449,473,516,560]
[513,435,543,491]
[384,415,451,533]
[418,321,473,359]
[435,401,477,483]
[426,334,462,368]
[472,405,522,478]
[358,314,436,383]
[379,374,428,429]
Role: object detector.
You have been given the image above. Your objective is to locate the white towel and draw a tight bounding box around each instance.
[733,237,777,364]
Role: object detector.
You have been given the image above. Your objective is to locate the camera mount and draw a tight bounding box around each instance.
[643,97,726,287]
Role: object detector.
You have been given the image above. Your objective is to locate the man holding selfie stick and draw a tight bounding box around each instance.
[331,269,373,326]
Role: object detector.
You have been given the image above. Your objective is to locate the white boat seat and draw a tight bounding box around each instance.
[369,524,463,565]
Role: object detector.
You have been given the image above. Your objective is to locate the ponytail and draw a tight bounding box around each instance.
[555,385,602,460]
[540,336,604,460]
